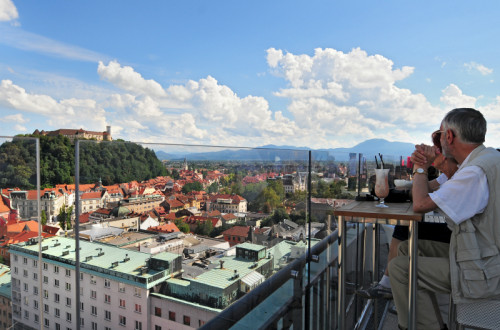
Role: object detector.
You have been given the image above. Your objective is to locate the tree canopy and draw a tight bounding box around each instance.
[0,135,167,189]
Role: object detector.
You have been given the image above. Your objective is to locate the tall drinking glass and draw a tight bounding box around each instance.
[374,168,390,208]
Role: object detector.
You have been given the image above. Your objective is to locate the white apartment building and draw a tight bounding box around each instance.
[208,194,247,214]
[8,189,65,221]
[10,236,182,330]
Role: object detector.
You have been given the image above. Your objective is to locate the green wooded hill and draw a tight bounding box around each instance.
[0,135,167,189]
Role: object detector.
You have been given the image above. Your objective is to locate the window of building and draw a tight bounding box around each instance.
[169,311,176,321]
[34,314,39,323]
[104,278,110,288]
[90,275,96,284]
[55,323,60,330]
[54,265,58,273]
[23,283,28,292]
[183,315,191,326]
[33,259,37,267]
[66,312,71,322]
[24,310,29,319]
[66,297,71,307]
[44,318,50,328]
[155,326,162,330]
[199,320,206,327]
[55,308,60,318]
[65,282,71,291]
[23,257,27,264]
[105,327,112,330]
[135,303,141,313]
[33,300,38,310]
[43,275,48,283]
[80,302,84,311]
[65,269,71,277]
[134,287,141,297]
[54,279,59,287]
[13,267,17,274]
[43,289,48,299]
[119,299,126,308]
[135,321,143,330]
[105,294,111,304]
[105,310,111,320]
[80,272,84,281]
[33,272,38,280]
[119,315,126,326]
[80,318,84,326]
[119,283,125,292]
[91,290,97,299]
[91,306,97,316]
[44,304,49,313]
[92,321,97,330]
[154,307,161,317]
[23,269,28,277]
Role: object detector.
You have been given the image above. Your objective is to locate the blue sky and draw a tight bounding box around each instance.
[1,0,499,149]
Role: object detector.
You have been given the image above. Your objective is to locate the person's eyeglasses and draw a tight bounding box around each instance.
[432,129,455,150]
[432,130,443,150]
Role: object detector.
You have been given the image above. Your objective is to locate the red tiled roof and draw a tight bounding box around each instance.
[222,226,249,237]
[79,212,91,223]
[43,225,61,235]
[222,213,237,221]
[164,213,177,220]
[2,231,55,247]
[148,222,180,233]
[81,192,102,200]
[0,196,10,213]
[7,220,39,235]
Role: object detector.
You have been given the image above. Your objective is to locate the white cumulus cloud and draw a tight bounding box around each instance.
[98,61,167,98]
[0,0,18,22]
[464,61,493,75]
[440,84,477,109]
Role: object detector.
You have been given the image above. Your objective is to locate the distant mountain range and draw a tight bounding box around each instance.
[155,139,415,162]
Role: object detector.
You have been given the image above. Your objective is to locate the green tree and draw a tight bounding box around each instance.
[182,181,204,194]
[174,219,190,233]
[207,182,219,193]
[58,205,73,233]
[41,210,47,226]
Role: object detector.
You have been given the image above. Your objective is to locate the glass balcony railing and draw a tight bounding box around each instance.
[0,135,420,329]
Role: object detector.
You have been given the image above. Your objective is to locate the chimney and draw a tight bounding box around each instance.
[219,260,225,269]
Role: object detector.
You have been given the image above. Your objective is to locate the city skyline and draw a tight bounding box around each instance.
[1,0,500,149]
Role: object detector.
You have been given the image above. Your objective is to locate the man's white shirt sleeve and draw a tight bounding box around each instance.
[429,166,488,224]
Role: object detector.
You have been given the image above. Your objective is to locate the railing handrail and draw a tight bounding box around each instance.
[201,229,339,330]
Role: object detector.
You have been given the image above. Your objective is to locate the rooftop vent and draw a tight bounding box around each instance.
[65,245,71,249]
[62,251,69,256]
[85,256,93,262]
[111,261,118,268]
[98,252,105,257]
[141,266,148,275]
[123,254,130,262]
[231,269,239,280]
[42,246,48,251]
[220,260,225,269]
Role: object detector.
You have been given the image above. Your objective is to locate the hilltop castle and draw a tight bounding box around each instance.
[33,126,112,142]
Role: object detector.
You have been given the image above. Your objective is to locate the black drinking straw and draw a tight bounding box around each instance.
[379,153,385,169]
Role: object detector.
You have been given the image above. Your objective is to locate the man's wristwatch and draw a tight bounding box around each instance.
[413,167,427,176]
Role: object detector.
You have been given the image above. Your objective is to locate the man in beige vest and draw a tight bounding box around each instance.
[389,108,500,329]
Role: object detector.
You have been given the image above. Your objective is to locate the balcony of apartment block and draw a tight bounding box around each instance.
[1,136,467,330]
